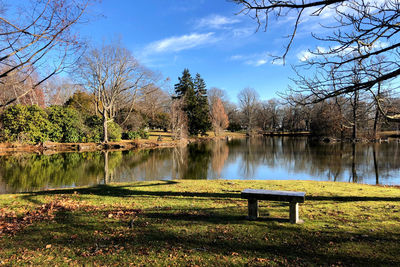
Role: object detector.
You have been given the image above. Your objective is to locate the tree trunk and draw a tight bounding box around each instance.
[104,151,109,184]
[352,91,358,140]
[351,143,358,182]
[103,111,108,143]
[373,83,381,139]
[373,145,379,185]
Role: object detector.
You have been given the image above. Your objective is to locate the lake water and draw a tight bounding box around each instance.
[1,137,400,193]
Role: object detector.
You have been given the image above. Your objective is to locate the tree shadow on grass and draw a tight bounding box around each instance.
[142,210,290,224]
[6,205,400,266]
[20,182,239,204]
[307,195,400,202]
[21,182,400,204]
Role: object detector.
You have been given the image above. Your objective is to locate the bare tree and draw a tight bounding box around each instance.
[256,99,281,132]
[137,83,170,130]
[208,87,228,107]
[0,68,45,107]
[210,97,229,136]
[79,43,153,143]
[170,98,188,140]
[43,76,77,106]
[233,0,400,121]
[238,87,259,134]
[0,0,91,107]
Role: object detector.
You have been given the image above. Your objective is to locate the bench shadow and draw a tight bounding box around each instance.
[142,205,290,224]
[144,212,289,224]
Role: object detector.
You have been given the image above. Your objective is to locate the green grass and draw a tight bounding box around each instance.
[1,180,400,266]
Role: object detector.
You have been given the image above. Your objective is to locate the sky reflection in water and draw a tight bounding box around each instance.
[1,137,400,193]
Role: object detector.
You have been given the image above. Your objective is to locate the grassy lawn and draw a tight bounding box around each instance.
[1,180,400,266]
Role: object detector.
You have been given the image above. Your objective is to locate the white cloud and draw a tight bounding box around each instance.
[232,27,254,38]
[297,50,317,62]
[230,52,281,67]
[297,46,328,61]
[271,58,284,66]
[196,14,240,29]
[144,33,218,54]
[252,59,268,66]
[297,41,390,62]
[230,55,245,61]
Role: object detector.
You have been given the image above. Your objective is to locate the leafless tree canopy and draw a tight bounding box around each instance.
[233,0,400,121]
[210,97,229,136]
[0,0,90,107]
[79,43,155,142]
[238,87,259,133]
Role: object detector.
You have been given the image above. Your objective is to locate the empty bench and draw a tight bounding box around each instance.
[241,189,306,224]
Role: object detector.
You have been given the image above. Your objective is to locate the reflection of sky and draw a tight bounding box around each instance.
[219,157,314,181]
[216,158,400,185]
[2,138,400,193]
[114,140,400,185]
[117,150,400,185]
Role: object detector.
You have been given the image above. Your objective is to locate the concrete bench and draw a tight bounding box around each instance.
[241,189,306,224]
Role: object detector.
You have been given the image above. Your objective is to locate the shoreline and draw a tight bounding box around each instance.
[0,133,245,155]
[0,130,399,154]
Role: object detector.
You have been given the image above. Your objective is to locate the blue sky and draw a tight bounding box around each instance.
[79,0,319,102]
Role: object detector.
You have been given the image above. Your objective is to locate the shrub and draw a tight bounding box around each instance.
[122,129,149,140]
[84,115,103,143]
[47,106,83,143]
[138,129,149,139]
[227,122,242,132]
[122,131,140,140]
[0,105,51,143]
[83,116,122,142]
[107,122,122,141]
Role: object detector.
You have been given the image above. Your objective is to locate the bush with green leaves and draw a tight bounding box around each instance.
[122,131,140,140]
[0,105,126,144]
[84,115,103,142]
[122,129,149,140]
[0,105,52,143]
[107,121,122,141]
[138,129,149,139]
[47,106,84,143]
[83,116,122,142]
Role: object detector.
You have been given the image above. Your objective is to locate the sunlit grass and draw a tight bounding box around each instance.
[146,130,246,141]
[1,180,400,266]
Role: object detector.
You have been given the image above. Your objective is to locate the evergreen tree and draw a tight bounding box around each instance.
[173,69,211,136]
[194,73,211,135]
[185,84,198,136]
[174,69,193,99]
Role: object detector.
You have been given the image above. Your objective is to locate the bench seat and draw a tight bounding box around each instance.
[241,189,306,224]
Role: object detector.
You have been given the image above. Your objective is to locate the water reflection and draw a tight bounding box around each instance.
[1,137,400,193]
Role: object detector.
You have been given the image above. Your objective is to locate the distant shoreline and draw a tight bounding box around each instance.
[0,132,246,155]
[1,130,399,154]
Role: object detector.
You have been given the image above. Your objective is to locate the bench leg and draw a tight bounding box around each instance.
[248,199,258,220]
[289,202,303,224]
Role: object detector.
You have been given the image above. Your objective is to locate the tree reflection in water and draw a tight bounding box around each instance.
[1,137,400,193]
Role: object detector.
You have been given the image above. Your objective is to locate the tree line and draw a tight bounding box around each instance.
[1,47,399,144]
[1,0,400,144]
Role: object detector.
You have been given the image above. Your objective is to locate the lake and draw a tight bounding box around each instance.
[1,137,400,193]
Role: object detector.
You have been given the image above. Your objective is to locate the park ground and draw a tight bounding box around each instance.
[1,180,400,266]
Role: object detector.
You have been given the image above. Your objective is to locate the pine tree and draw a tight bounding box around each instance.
[194,73,211,135]
[174,69,193,99]
[173,70,211,136]
[185,84,198,136]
